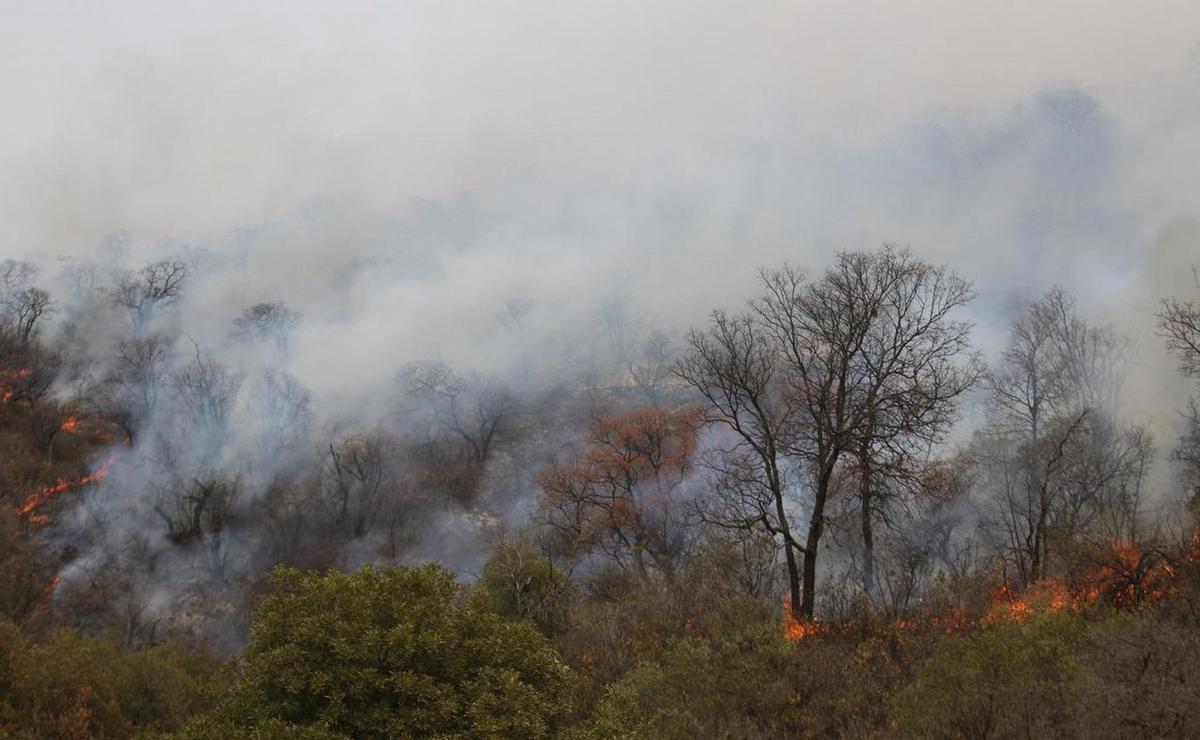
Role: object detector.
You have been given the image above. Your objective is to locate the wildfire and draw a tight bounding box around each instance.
[778,538,1200,643]
[982,540,1181,623]
[0,367,32,402]
[35,575,61,612]
[782,607,830,641]
[60,416,82,432]
[18,452,119,525]
[984,580,1069,623]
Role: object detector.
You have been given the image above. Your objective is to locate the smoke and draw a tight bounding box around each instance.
[3,2,1200,642]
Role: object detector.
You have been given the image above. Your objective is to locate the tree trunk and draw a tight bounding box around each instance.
[861,468,875,601]
[800,465,834,619]
[783,540,803,619]
[770,467,804,619]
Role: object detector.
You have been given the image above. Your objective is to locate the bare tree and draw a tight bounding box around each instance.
[399,361,514,464]
[677,310,803,616]
[154,476,241,580]
[319,432,395,541]
[1159,270,1200,379]
[0,261,58,406]
[232,302,299,356]
[1159,277,1200,503]
[496,295,534,375]
[680,247,976,619]
[244,369,313,476]
[979,288,1138,585]
[629,329,678,402]
[109,260,188,331]
[837,251,977,600]
[0,286,52,345]
[758,249,974,618]
[100,334,173,441]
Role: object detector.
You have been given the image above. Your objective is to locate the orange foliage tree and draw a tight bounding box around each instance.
[537,405,704,583]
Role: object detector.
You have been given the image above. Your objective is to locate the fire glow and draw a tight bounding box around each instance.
[782,539,1194,642]
[19,452,119,525]
[0,367,32,403]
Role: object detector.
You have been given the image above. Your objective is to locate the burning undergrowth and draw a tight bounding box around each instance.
[781,536,1198,644]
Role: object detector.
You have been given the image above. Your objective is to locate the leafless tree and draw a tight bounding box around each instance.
[109,260,188,331]
[154,475,241,580]
[496,295,534,375]
[1175,402,1200,504]
[0,260,36,295]
[319,432,396,541]
[979,288,1140,585]
[101,334,173,440]
[677,310,803,615]
[759,249,974,617]
[629,329,678,402]
[598,288,644,370]
[171,351,241,432]
[231,302,299,356]
[681,247,976,619]
[1159,275,1200,503]
[243,369,313,476]
[0,261,53,347]
[0,260,58,406]
[981,409,1091,585]
[399,361,514,464]
[1159,270,1200,379]
[835,250,977,600]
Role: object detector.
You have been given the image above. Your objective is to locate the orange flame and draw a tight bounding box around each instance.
[782,606,829,641]
[35,575,61,612]
[18,452,119,523]
[0,367,32,402]
[60,416,82,432]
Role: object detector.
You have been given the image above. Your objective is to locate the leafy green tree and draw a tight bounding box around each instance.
[190,564,568,739]
[472,539,576,637]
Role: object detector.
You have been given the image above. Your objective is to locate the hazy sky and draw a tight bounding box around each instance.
[3,1,1198,251]
[2,2,1199,426]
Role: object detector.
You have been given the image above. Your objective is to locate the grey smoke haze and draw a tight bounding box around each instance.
[4,2,1200,644]
[4,4,1199,418]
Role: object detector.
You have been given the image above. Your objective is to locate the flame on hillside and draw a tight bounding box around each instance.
[19,452,120,526]
[35,575,61,613]
[0,367,32,403]
[783,610,829,641]
[781,538,1198,642]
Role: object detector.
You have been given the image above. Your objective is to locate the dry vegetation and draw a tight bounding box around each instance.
[3,246,1200,737]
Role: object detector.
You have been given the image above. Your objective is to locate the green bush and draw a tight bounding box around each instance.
[0,619,224,739]
[472,539,576,637]
[891,610,1087,738]
[194,564,569,739]
[578,601,790,739]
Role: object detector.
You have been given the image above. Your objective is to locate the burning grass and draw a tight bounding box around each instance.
[18,451,119,526]
[782,538,1199,643]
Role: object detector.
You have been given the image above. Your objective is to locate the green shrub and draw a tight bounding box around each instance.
[199,564,569,739]
[891,610,1087,738]
[578,601,789,739]
[0,619,223,739]
[472,539,576,637]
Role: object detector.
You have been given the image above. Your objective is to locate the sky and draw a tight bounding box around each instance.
[2,1,1199,425]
